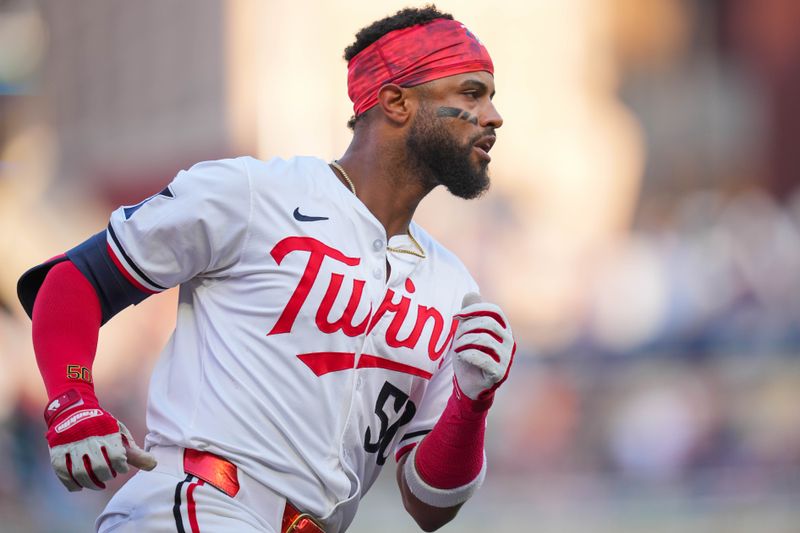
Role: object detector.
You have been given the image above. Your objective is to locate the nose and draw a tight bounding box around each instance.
[481,100,503,129]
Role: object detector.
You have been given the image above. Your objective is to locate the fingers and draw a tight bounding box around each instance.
[459,327,503,343]
[70,440,116,490]
[455,330,504,366]
[50,445,97,491]
[456,317,511,345]
[454,318,512,363]
[456,301,508,329]
[456,301,511,338]
[456,328,507,350]
[456,342,500,362]
[103,435,130,477]
[456,346,504,381]
[454,300,513,372]
[457,312,506,334]
[125,445,158,471]
[49,432,139,491]
[67,447,103,490]
[50,450,81,492]
[452,295,516,400]
[461,292,482,308]
[46,412,155,492]
[99,431,130,477]
[119,422,157,471]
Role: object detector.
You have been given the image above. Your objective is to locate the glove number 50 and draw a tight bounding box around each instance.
[364,381,416,465]
[66,364,93,384]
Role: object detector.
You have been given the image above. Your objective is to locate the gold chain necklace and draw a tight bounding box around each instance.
[329,160,356,196]
[330,160,427,259]
[392,229,427,259]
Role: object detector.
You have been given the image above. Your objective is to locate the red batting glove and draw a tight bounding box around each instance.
[45,389,156,491]
[451,293,516,409]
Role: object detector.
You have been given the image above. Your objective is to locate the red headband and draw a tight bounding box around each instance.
[347,18,494,116]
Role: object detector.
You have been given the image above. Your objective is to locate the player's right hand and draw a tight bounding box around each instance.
[44,389,157,491]
[451,293,516,403]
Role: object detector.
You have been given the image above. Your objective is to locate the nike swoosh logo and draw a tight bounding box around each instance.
[293,207,329,222]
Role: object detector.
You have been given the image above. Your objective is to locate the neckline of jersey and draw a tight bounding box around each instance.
[320,157,423,256]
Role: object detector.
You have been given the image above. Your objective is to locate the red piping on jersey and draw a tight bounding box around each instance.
[106,243,158,294]
[297,352,432,380]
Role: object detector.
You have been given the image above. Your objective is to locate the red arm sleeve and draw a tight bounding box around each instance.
[413,388,488,489]
[32,260,102,399]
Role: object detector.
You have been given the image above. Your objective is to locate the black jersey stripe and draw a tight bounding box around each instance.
[400,429,431,442]
[106,223,167,290]
[173,474,193,533]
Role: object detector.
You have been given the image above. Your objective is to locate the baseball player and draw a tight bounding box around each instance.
[18,6,515,532]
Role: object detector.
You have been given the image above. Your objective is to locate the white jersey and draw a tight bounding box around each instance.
[105,156,478,531]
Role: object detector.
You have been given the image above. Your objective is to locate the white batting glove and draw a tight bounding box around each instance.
[452,293,516,402]
[45,389,157,491]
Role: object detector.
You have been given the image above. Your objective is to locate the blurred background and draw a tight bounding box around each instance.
[2,0,800,531]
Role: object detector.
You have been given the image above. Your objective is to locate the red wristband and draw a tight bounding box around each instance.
[414,384,489,490]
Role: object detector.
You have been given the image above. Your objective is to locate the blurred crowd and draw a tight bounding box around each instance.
[581,187,800,355]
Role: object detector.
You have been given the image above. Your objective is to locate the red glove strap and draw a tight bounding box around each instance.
[413,385,490,490]
[32,260,102,401]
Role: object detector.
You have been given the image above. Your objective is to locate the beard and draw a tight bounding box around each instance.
[405,105,492,200]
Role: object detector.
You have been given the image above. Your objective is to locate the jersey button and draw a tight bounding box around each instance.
[372,267,382,279]
[356,377,364,389]
[372,239,383,252]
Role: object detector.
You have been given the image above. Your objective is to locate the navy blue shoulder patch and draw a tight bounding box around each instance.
[123,185,174,220]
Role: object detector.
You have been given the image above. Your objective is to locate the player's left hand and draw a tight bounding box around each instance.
[44,389,157,492]
[451,293,516,403]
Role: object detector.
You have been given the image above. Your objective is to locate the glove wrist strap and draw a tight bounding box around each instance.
[44,388,97,426]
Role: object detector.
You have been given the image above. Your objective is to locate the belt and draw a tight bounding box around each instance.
[281,501,325,533]
[183,449,325,533]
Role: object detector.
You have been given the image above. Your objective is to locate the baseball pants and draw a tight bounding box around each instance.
[96,446,297,532]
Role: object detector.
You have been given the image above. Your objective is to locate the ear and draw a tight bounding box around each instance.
[376,83,414,126]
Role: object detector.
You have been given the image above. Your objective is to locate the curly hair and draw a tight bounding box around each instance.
[344,5,453,130]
